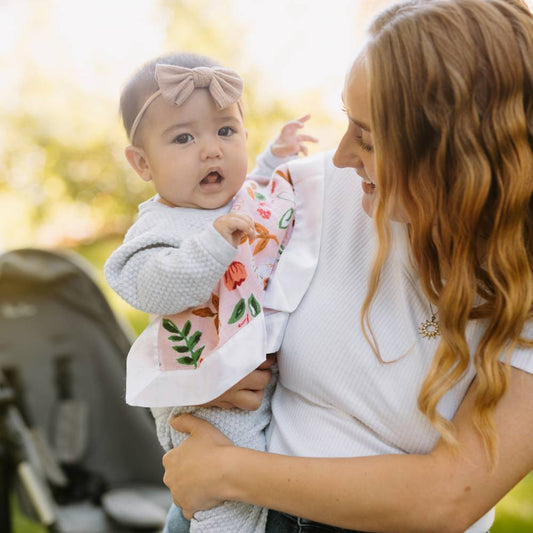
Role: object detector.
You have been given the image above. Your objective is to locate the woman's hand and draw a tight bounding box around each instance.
[162,414,235,519]
[201,354,276,410]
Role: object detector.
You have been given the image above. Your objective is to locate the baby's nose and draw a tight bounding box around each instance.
[201,141,222,159]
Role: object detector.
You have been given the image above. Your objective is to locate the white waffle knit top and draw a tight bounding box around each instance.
[267,151,533,533]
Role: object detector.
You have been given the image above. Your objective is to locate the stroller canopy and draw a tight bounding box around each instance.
[0,247,164,487]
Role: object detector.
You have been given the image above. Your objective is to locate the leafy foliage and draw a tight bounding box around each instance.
[0,0,295,250]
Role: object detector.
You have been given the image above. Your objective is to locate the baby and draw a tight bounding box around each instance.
[105,52,319,532]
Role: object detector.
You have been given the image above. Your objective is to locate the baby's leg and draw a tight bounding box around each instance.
[155,380,275,533]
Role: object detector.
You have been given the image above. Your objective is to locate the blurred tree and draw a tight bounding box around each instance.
[0,0,300,250]
[159,0,299,162]
[1,109,149,244]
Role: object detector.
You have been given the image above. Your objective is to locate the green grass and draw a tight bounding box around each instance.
[11,496,46,533]
[492,471,533,532]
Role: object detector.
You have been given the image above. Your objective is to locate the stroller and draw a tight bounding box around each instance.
[0,248,171,532]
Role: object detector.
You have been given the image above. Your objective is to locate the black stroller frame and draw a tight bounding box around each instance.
[0,372,58,531]
[0,248,170,532]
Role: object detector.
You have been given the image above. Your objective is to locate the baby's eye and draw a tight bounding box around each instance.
[173,133,194,144]
[218,126,235,137]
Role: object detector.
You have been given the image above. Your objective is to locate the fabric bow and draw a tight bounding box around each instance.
[155,64,244,110]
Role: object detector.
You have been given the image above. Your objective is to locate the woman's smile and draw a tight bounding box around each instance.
[361,179,376,195]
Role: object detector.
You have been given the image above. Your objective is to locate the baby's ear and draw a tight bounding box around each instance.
[125,145,152,182]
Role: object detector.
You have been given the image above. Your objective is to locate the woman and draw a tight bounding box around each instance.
[161,1,533,531]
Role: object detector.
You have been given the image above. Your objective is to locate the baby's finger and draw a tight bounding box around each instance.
[295,114,311,125]
[243,224,256,240]
[298,134,319,143]
[232,213,256,240]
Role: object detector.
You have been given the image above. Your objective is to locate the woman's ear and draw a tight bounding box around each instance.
[125,145,152,182]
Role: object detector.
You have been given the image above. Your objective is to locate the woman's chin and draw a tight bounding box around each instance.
[362,193,375,218]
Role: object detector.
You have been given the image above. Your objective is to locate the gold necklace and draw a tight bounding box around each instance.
[419,302,440,339]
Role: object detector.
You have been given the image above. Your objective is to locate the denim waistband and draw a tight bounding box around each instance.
[266,509,368,533]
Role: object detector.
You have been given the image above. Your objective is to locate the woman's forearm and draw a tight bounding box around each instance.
[165,369,533,532]
[222,369,533,533]
[224,448,463,533]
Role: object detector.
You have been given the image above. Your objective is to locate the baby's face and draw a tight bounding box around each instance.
[140,88,248,209]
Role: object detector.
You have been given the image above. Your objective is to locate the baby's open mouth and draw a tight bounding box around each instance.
[200,171,223,185]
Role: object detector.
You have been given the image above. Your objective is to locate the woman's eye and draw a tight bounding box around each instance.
[174,133,193,144]
[218,126,235,137]
[358,138,374,153]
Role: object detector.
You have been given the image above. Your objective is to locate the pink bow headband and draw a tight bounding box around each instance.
[128,64,244,142]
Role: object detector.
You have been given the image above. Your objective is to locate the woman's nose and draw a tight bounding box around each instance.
[333,134,362,169]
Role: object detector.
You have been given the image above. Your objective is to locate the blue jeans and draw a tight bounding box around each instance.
[163,506,362,533]
[265,511,492,533]
[163,503,190,533]
[266,510,368,532]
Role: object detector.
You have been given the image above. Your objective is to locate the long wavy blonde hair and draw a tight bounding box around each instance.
[362,0,533,462]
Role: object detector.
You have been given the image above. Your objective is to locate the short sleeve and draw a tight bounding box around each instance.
[507,321,533,375]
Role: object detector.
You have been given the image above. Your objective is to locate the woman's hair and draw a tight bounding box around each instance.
[362,0,533,462]
[119,52,223,144]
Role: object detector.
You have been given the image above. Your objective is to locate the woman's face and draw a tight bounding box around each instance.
[333,57,377,217]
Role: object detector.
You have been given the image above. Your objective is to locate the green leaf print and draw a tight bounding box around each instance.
[247,294,261,317]
[162,318,180,333]
[172,345,190,353]
[279,207,294,229]
[228,298,246,324]
[189,330,202,348]
[163,318,206,369]
[191,345,205,366]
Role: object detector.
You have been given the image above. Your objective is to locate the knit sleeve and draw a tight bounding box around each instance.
[105,213,237,315]
[249,143,297,178]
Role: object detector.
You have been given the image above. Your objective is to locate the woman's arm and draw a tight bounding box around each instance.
[163,366,533,533]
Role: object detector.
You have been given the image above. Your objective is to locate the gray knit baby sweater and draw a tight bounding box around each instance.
[104,148,292,532]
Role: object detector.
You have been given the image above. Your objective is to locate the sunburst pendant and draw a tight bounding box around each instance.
[419,314,440,339]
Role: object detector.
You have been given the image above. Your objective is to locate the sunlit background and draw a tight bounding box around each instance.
[0,0,374,251]
[1,1,532,531]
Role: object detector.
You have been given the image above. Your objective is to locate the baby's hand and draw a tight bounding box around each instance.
[213,213,256,248]
[271,114,319,158]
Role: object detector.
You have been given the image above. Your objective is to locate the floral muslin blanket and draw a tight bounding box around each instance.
[126,156,325,407]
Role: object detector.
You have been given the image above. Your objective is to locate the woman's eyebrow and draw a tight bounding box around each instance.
[351,117,371,132]
[341,93,371,132]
